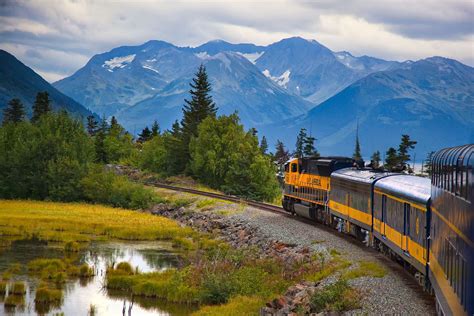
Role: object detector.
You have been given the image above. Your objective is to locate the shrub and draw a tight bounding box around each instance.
[80,167,157,209]
[200,273,234,304]
[11,281,26,295]
[310,279,361,313]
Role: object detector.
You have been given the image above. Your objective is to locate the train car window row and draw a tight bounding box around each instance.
[442,238,468,310]
[432,148,472,201]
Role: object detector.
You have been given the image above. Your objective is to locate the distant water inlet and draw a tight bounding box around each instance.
[0,239,196,315]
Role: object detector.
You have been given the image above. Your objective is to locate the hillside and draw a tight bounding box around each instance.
[0,50,94,120]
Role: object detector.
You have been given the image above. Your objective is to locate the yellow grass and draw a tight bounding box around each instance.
[0,200,193,243]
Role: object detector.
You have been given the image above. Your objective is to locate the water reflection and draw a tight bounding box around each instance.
[0,239,197,315]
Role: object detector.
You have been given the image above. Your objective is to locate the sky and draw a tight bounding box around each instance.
[1,0,473,82]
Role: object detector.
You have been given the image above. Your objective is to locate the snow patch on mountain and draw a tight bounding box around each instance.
[236,51,264,64]
[142,65,160,74]
[262,69,291,88]
[102,54,136,71]
[195,52,211,59]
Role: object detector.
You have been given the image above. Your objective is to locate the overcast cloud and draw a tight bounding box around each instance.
[1,0,473,82]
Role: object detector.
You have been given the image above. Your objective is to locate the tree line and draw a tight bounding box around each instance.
[1,65,281,204]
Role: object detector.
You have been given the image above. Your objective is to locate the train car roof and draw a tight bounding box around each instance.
[375,175,431,205]
[332,168,393,184]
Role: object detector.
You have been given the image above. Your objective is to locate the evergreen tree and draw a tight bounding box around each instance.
[260,136,268,155]
[86,115,98,136]
[303,135,319,157]
[250,127,258,137]
[385,147,398,171]
[32,91,52,122]
[353,128,362,161]
[110,116,119,129]
[398,134,417,171]
[2,98,25,125]
[94,117,108,163]
[424,151,435,176]
[151,120,160,137]
[181,64,218,169]
[138,126,152,143]
[295,128,307,158]
[370,150,381,169]
[274,140,290,166]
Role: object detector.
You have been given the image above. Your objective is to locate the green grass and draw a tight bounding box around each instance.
[64,241,80,252]
[0,200,195,243]
[192,296,265,316]
[196,199,216,210]
[11,281,26,295]
[35,286,63,303]
[310,279,361,313]
[342,260,387,280]
[4,294,25,307]
[0,281,6,294]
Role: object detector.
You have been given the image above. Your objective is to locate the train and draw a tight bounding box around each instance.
[282,144,473,316]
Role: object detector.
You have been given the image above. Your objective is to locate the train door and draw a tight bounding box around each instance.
[381,195,387,236]
[403,203,411,252]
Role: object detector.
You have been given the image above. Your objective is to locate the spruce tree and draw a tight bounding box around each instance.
[2,98,25,124]
[181,65,217,141]
[385,147,398,171]
[274,140,290,166]
[398,134,417,170]
[94,117,108,163]
[86,115,98,136]
[151,120,160,137]
[371,151,381,169]
[303,135,319,157]
[110,116,119,129]
[295,128,307,158]
[138,126,152,143]
[260,136,268,155]
[32,91,52,122]
[424,151,435,176]
[180,64,217,169]
[353,128,362,161]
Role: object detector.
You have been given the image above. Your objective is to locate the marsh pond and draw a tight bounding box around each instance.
[0,239,196,315]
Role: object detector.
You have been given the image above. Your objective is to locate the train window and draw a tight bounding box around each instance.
[284,164,289,172]
[291,163,297,173]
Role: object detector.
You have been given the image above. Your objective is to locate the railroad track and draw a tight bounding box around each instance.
[144,179,435,307]
[144,180,285,214]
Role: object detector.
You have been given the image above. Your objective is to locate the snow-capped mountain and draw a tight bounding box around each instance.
[261,56,474,157]
[116,51,312,131]
[50,37,473,156]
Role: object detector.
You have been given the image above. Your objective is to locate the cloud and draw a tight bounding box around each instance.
[0,0,472,82]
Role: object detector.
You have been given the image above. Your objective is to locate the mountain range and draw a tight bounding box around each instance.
[1,37,472,158]
[0,50,93,120]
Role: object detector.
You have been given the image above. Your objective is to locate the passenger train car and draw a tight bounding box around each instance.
[430,145,473,316]
[282,144,473,316]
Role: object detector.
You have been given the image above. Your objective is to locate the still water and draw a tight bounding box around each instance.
[0,239,197,315]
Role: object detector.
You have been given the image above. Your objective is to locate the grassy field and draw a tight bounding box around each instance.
[0,200,194,243]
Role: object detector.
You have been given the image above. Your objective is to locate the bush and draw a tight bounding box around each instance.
[79,264,94,277]
[310,279,361,313]
[200,273,234,304]
[80,166,157,209]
